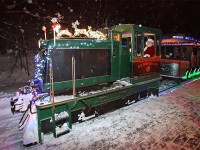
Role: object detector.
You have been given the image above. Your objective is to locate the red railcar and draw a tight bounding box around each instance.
[160,35,200,82]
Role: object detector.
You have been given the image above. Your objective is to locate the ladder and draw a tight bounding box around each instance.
[49,60,72,138]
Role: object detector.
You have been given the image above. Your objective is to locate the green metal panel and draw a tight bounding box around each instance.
[37,103,72,143]
[110,31,121,80]
[112,24,133,32]
[38,77,160,112]
[112,24,162,35]
[44,75,112,92]
[37,74,160,143]
[41,38,122,92]
[47,39,111,49]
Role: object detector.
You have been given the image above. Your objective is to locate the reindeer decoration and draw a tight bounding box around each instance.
[54,22,72,38]
[87,26,107,40]
[50,18,106,40]
[72,20,88,37]
[51,17,73,38]
[71,20,106,40]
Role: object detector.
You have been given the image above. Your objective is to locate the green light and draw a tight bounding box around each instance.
[183,68,200,79]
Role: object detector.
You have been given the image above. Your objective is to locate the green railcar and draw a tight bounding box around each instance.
[36,24,162,143]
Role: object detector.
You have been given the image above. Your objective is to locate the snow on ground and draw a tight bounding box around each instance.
[0,91,23,150]
[0,78,200,150]
[0,55,200,150]
[0,54,35,149]
[33,79,200,150]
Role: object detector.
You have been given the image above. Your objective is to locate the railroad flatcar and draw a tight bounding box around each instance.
[160,35,200,82]
[11,22,162,144]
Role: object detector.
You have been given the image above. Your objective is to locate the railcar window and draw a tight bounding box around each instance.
[122,38,128,48]
[175,47,181,59]
[164,46,174,59]
[196,48,200,66]
[122,37,131,49]
[181,47,187,59]
[135,32,142,56]
[44,49,111,83]
[134,32,160,57]
[156,35,161,56]
[193,47,198,55]
[175,46,187,60]
[185,46,193,60]
[161,46,166,58]
[143,33,156,57]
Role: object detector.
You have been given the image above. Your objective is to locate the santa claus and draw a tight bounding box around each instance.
[144,39,155,57]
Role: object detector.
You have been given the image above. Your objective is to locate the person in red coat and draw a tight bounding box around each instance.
[144,39,155,57]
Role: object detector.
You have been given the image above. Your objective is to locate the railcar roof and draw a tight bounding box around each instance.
[111,24,162,34]
[40,38,112,49]
[162,38,199,46]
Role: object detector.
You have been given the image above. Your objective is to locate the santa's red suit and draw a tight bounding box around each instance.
[144,46,155,57]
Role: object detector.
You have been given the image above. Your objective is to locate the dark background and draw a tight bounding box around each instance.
[0,0,199,55]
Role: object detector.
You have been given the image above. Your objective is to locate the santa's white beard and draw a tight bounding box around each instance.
[144,46,148,52]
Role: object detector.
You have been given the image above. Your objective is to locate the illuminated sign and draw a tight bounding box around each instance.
[185,36,194,40]
[172,36,184,39]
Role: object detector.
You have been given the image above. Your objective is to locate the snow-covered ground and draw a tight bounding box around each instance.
[0,55,200,150]
[0,79,200,150]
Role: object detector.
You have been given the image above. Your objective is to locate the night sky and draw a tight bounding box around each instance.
[0,0,200,54]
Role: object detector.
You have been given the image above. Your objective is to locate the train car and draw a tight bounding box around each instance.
[10,22,162,144]
[160,35,200,82]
